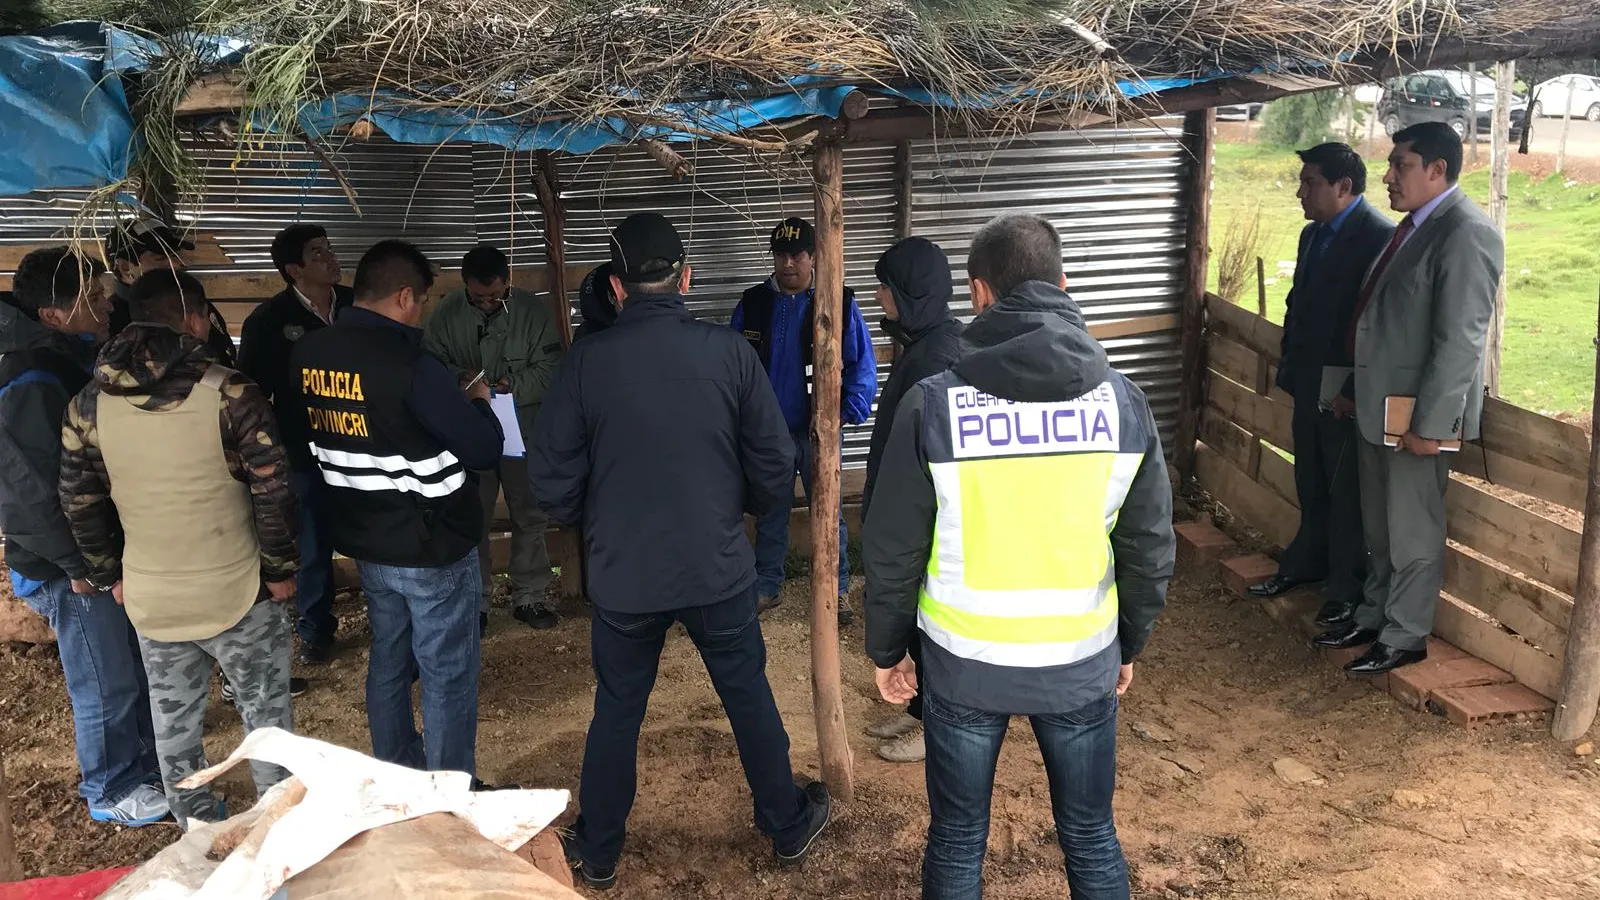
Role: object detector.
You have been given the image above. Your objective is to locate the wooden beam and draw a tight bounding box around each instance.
[1193,443,1298,549]
[0,742,18,882]
[175,73,247,115]
[1206,373,1293,453]
[1172,109,1214,481]
[1554,284,1600,738]
[1433,593,1561,701]
[1446,479,1580,597]
[533,151,575,348]
[1205,293,1283,362]
[0,235,234,270]
[808,134,854,803]
[892,140,913,240]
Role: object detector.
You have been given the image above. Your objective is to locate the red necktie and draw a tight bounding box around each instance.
[1346,214,1415,357]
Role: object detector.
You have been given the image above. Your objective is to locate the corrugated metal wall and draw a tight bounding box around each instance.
[0,122,1189,459]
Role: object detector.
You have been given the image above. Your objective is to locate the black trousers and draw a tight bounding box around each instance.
[571,588,813,869]
[1277,392,1366,608]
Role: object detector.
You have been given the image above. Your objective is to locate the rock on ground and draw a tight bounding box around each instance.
[1273,757,1324,786]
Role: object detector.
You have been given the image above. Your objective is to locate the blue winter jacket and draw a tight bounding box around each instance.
[729,279,878,434]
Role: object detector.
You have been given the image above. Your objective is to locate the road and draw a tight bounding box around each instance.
[1514,115,1600,159]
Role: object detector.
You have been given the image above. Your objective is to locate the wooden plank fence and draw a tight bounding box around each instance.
[1195,294,1583,700]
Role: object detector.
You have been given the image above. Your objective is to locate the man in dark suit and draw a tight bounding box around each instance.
[1250,143,1394,632]
[1315,123,1503,674]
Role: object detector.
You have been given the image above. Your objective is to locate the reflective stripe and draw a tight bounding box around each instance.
[318,467,467,498]
[310,443,459,477]
[1103,452,1143,533]
[919,604,1119,668]
[921,562,1116,619]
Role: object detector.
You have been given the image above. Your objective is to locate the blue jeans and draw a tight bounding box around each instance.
[357,549,481,775]
[291,469,337,649]
[754,431,850,597]
[922,691,1128,900]
[21,578,159,808]
[572,589,812,870]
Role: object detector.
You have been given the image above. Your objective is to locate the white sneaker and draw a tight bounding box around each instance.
[89,784,170,827]
[865,712,920,740]
[876,728,926,764]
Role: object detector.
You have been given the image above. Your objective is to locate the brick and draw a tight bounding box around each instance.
[1388,657,1514,710]
[1424,637,1470,662]
[1220,553,1278,598]
[1430,683,1556,730]
[1175,520,1237,567]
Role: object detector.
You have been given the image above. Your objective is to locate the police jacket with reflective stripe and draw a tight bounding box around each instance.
[288,307,501,568]
[863,282,1175,716]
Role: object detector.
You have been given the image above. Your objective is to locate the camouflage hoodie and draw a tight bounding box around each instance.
[59,324,299,587]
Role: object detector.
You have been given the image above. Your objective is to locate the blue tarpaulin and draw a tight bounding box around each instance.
[0,21,1241,195]
[0,28,134,195]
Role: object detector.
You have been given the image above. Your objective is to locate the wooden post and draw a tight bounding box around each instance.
[809,134,855,802]
[1553,282,1600,741]
[1485,62,1514,397]
[1173,108,1216,481]
[892,140,913,240]
[1467,62,1482,166]
[532,150,584,602]
[1557,83,1575,175]
[1555,285,1600,736]
[0,743,20,882]
[1246,256,1269,477]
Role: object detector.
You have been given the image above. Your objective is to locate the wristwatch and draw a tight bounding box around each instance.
[85,575,117,594]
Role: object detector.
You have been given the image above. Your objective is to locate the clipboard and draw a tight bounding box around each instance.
[1383,395,1462,451]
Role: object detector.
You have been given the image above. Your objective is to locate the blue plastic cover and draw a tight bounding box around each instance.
[0,30,133,194]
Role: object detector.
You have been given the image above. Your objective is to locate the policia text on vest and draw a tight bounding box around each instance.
[301,367,370,438]
[949,383,1117,456]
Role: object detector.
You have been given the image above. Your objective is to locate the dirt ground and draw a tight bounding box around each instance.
[4,550,1600,899]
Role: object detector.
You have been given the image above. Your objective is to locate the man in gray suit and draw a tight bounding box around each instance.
[1313,122,1504,674]
[1250,143,1394,634]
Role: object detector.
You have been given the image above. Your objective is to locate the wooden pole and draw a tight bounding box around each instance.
[1553,282,1600,741]
[1485,62,1514,397]
[1557,83,1574,175]
[0,743,20,882]
[532,150,584,602]
[809,134,855,802]
[1172,108,1216,482]
[892,140,913,240]
[1467,62,1482,166]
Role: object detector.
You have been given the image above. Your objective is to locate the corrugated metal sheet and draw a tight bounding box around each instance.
[0,122,1189,458]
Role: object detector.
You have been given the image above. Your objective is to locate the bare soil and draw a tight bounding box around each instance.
[4,556,1600,899]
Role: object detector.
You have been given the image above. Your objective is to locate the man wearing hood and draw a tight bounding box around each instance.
[860,236,964,765]
[0,248,167,827]
[863,214,1174,900]
[573,262,620,342]
[60,269,300,827]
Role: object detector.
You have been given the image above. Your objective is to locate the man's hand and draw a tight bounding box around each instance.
[111,581,124,605]
[1396,431,1442,456]
[493,378,512,395]
[1330,395,1355,419]
[1116,663,1135,696]
[875,656,919,705]
[266,579,297,603]
[70,579,95,595]
[465,379,492,403]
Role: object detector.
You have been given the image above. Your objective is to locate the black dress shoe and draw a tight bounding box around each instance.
[1345,642,1427,675]
[1311,624,1380,650]
[1248,573,1317,598]
[1314,601,1359,628]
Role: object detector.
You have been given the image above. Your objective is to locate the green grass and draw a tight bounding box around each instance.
[1207,140,1600,415]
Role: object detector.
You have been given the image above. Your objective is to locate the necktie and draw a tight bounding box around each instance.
[1345,214,1415,357]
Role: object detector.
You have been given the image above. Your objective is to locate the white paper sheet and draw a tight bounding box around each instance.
[489,393,525,457]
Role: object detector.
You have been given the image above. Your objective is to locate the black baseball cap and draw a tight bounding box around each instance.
[769,217,815,254]
[608,213,685,282]
[105,220,194,263]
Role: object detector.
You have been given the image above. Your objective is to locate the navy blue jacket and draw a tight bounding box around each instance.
[529,293,793,614]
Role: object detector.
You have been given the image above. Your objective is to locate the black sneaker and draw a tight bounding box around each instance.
[559,832,618,891]
[512,603,559,630]
[774,781,831,869]
[297,643,334,665]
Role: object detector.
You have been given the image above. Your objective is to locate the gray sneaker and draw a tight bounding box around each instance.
[89,784,169,827]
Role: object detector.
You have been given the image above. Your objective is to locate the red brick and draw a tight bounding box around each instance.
[1424,637,1470,662]
[1220,554,1277,598]
[1430,683,1556,730]
[1175,520,1237,568]
[1388,657,1514,710]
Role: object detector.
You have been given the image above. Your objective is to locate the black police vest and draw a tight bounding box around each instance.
[289,320,483,568]
[738,282,858,409]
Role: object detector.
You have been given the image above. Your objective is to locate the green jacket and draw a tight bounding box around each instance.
[422,286,564,440]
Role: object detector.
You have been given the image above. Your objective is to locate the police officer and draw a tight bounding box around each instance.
[863,213,1176,900]
[288,240,503,779]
